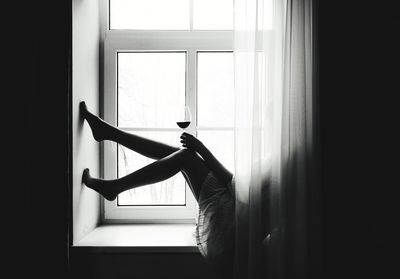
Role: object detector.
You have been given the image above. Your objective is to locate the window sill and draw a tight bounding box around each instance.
[73,224,199,253]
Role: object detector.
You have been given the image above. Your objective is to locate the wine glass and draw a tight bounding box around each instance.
[176,105,192,133]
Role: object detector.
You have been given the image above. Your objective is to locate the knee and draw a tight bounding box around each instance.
[177,148,196,159]
[175,148,198,164]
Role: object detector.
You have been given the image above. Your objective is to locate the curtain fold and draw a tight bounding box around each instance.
[233,0,320,278]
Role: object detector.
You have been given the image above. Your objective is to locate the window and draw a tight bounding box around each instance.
[102,0,234,222]
[109,0,233,30]
[117,52,186,207]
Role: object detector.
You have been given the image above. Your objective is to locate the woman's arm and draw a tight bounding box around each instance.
[180,132,233,185]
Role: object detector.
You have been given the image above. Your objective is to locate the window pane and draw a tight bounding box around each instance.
[193,0,233,30]
[257,0,273,30]
[110,0,190,30]
[197,130,234,173]
[117,131,185,206]
[118,52,186,128]
[197,52,234,127]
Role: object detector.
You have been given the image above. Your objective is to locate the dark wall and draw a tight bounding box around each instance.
[0,0,67,277]
[17,1,71,278]
[319,1,399,279]
[70,249,218,279]
[367,4,400,278]
[13,1,396,278]
[318,1,369,278]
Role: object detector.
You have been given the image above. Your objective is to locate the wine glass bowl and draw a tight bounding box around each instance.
[176,106,192,132]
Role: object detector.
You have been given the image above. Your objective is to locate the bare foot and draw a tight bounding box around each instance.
[80,101,110,142]
[82,168,117,201]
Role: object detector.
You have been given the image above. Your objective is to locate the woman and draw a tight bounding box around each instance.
[80,101,235,279]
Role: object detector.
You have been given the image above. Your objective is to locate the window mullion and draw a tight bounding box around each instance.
[197,127,234,131]
[185,48,198,217]
[119,127,181,132]
[189,0,194,31]
[187,49,197,137]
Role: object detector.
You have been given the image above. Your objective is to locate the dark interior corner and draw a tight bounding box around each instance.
[366,4,400,278]
[7,0,398,278]
[319,2,399,278]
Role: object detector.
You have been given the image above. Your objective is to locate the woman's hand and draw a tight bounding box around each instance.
[180,132,203,151]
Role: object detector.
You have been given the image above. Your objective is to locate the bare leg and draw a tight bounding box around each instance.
[83,149,209,201]
[80,101,179,159]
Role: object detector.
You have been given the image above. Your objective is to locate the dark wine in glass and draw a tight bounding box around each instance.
[176,106,192,132]
[176,121,190,129]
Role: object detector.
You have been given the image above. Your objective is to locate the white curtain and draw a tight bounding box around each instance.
[233,0,320,278]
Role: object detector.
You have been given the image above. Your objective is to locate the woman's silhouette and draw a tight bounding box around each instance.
[80,101,235,279]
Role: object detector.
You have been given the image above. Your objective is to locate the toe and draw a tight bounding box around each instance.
[82,168,90,184]
[79,101,88,119]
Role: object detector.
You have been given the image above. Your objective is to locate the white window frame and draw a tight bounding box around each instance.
[101,0,233,223]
